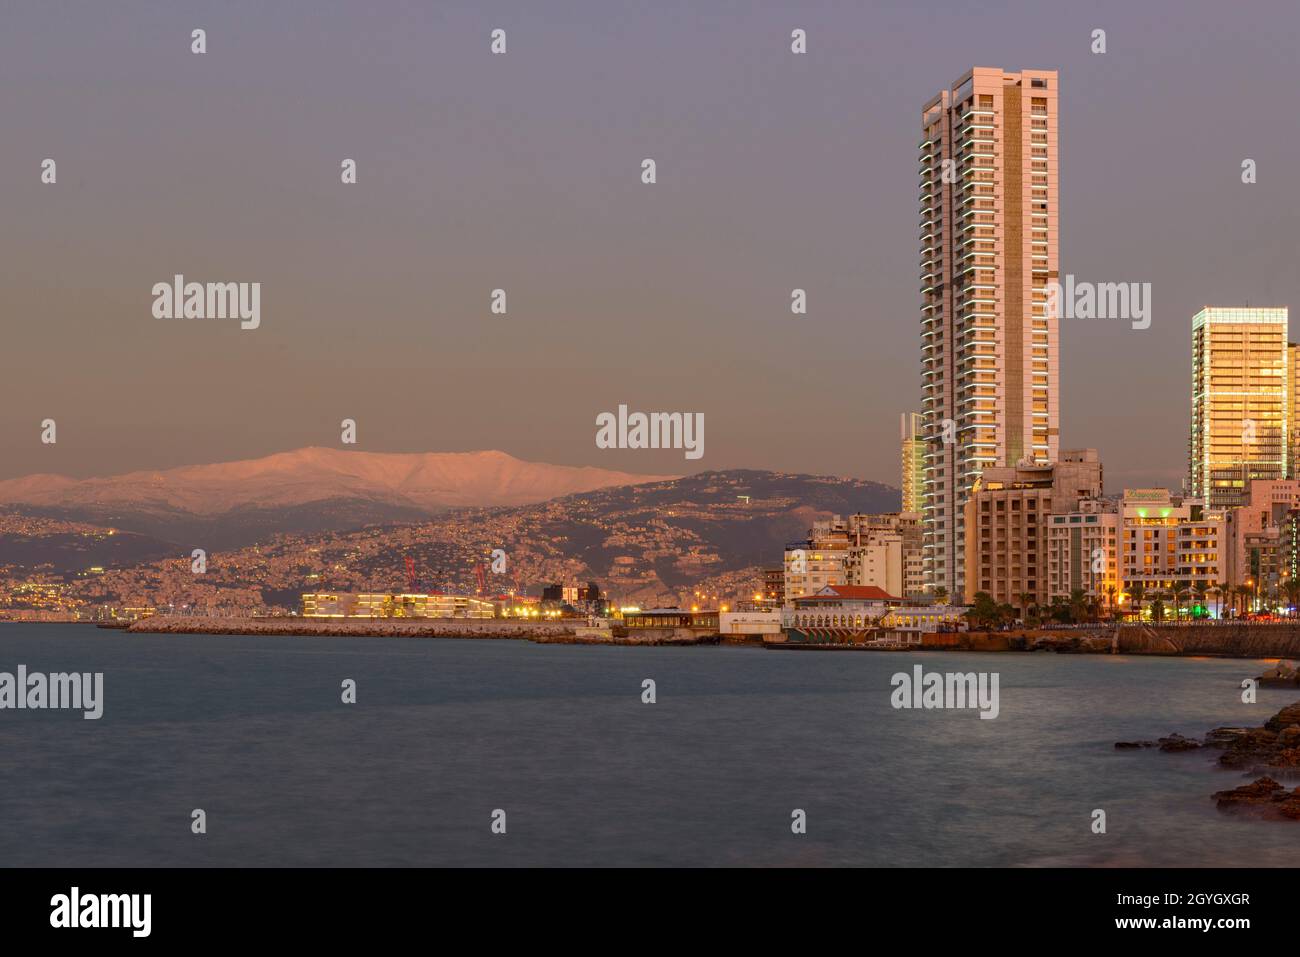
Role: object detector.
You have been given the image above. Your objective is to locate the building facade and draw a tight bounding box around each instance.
[962,449,1102,607]
[785,513,924,605]
[900,411,926,513]
[842,511,925,598]
[920,67,1060,598]
[1046,497,1120,609]
[1189,307,1289,509]
[301,593,495,619]
[1222,479,1300,609]
[1119,490,1224,608]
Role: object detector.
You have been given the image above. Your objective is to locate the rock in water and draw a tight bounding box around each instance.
[1212,776,1300,819]
[1264,702,1300,732]
[1257,661,1300,688]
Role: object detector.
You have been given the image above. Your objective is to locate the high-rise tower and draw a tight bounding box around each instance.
[1189,306,1289,508]
[919,67,1060,596]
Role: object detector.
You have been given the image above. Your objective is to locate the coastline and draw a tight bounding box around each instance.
[65,615,1300,659]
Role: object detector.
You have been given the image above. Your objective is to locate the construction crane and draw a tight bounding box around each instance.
[404,556,417,593]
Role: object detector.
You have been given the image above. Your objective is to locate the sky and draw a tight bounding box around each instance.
[4,0,1300,491]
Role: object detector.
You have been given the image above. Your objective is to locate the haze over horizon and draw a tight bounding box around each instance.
[6,0,1300,491]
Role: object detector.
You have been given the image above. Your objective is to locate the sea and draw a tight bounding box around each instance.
[0,623,1297,867]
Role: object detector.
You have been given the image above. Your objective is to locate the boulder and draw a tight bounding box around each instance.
[1264,702,1300,733]
[1213,776,1300,819]
[1258,661,1300,688]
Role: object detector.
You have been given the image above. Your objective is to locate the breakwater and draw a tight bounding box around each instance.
[123,616,716,646]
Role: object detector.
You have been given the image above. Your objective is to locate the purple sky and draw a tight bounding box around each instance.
[4,0,1299,491]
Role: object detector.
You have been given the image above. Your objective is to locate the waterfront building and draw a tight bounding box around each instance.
[761,567,785,605]
[1046,496,1120,609]
[784,585,962,643]
[962,449,1103,607]
[301,592,495,619]
[1119,490,1224,612]
[920,67,1060,599]
[842,511,924,598]
[900,412,926,513]
[718,609,784,637]
[621,608,719,632]
[1189,307,1289,509]
[784,513,925,604]
[1222,479,1300,610]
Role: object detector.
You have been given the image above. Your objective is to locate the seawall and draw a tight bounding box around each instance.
[1117,624,1300,658]
[123,616,717,646]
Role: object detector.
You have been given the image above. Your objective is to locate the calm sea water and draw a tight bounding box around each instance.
[0,623,1297,867]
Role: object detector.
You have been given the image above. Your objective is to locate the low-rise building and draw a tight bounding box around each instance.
[301,592,495,619]
[718,609,784,637]
[621,608,719,632]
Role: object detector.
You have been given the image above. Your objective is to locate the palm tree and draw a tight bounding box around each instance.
[1017,592,1035,622]
[1216,581,1230,620]
[1105,584,1118,620]
[1069,588,1088,623]
[933,586,949,606]
[1234,584,1252,618]
[1192,582,1207,621]
[1129,582,1146,622]
[1174,581,1191,623]
[1206,584,1221,620]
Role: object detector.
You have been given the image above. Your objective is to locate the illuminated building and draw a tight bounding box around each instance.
[1189,307,1289,509]
[900,411,926,513]
[962,449,1102,607]
[1120,489,1224,604]
[920,67,1060,599]
[1046,498,1119,607]
[301,593,494,619]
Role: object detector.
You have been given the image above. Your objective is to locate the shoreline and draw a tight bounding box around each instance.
[8,617,1300,660]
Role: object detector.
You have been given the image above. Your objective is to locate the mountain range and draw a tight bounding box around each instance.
[0,447,677,548]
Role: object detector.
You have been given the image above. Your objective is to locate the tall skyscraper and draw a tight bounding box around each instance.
[1189,307,1289,509]
[900,411,925,513]
[919,67,1059,596]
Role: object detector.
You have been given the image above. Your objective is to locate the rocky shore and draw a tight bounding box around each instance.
[1118,700,1300,820]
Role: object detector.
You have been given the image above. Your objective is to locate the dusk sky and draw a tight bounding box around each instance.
[4,0,1299,490]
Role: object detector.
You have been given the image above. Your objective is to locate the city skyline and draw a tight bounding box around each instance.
[6,1,1300,491]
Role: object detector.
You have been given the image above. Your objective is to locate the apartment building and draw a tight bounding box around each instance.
[919,67,1060,598]
[962,449,1102,607]
[1046,497,1120,609]
[1221,480,1300,605]
[784,512,924,604]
